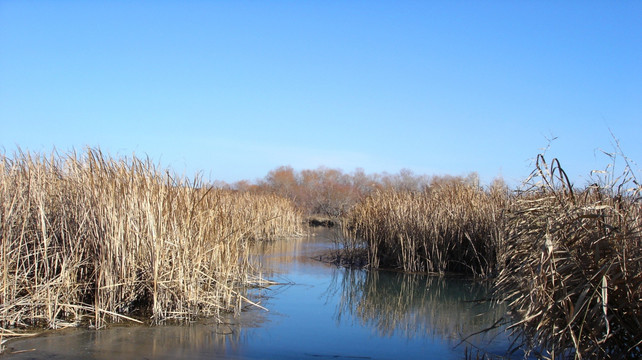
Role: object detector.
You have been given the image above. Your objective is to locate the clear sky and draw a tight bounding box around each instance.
[1,1,640,186]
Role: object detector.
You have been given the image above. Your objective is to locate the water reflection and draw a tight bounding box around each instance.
[250,228,336,277]
[3,313,261,360]
[328,269,507,346]
[4,229,515,360]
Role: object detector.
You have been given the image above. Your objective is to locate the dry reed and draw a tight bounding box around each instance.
[495,155,642,359]
[0,148,302,339]
[340,147,641,358]
[343,180,508,276]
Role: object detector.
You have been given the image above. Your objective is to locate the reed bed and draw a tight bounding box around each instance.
[343,180,508,276]
[0,148,302,339]
[495,155,642,359]
[341,151,641,358]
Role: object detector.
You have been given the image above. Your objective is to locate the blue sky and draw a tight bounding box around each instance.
[1,1,640,186]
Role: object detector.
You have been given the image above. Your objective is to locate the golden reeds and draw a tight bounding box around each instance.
[0,148,302,337]
[341,151,642,358]
[495,155,642,359]
[343,179,508,276]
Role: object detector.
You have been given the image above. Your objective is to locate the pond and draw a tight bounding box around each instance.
[2,228,518,359]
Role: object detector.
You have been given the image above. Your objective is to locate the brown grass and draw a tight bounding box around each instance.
[342,179,508,276]
[495,155,642,359]
[0,148,302,340]
[340,149,642,358]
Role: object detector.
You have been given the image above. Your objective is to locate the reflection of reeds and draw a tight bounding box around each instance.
[343,181,507,276]
[0,148,302,337]
[331,269,506,342]
[496,155,642,359]
[4,314,258,359]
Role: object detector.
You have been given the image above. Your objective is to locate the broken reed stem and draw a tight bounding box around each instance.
[0,148,302,335]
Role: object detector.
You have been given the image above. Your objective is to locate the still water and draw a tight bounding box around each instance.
[3,229,514,359]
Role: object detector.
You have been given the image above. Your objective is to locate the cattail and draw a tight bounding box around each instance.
[343,179,507,276]
[0,148,302,337]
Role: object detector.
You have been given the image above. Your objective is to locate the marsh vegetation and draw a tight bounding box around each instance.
[334,153,641,359]
[0,148,302,343]
[2,145,640,359]
[342,179,508,276]
[240,147,641,359]
[495,155,641,359]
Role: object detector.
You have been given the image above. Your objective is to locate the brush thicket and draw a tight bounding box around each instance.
[496,155,642,359]
[343,179,508,276]
[0,148,302,338]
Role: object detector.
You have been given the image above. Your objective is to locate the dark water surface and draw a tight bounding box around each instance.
[3,229,515,359]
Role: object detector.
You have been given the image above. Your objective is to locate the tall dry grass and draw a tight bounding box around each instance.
[0,148,302,339]
[339,147,641,358]
[495,155,642,359]
[343,180,508,276]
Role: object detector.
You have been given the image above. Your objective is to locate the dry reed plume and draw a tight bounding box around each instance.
[343,180,508,276]
[496,155,642,359]
[0,148,302,341]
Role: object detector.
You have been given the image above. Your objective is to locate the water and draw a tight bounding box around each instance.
[2,228,515,359]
